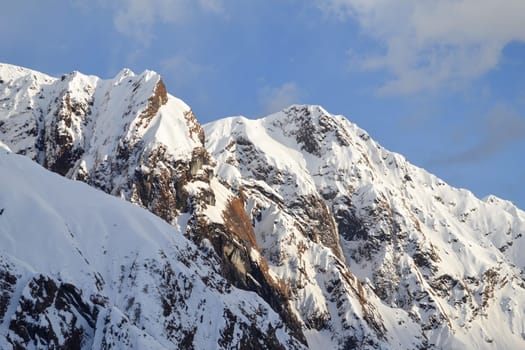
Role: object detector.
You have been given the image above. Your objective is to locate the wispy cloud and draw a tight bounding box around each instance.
[107,0,225,45]
[317,0,525,94]
[436,105,525,164]
[258,82,302,115]
[160,54,211,88]
[197,0,224,14]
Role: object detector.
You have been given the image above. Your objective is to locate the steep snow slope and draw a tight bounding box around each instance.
[0,144,304,349]
[205,105,525,349]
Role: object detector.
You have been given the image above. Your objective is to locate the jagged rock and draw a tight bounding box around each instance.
[7,275,97,349]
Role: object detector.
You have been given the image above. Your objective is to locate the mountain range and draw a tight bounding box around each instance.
[1,63,524,349]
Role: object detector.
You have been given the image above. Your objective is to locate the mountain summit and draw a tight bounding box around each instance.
[1,64,525,349]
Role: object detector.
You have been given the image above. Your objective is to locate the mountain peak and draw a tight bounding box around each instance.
[280,104,330,117]
[0,62,55,86]
[114,67,135,80]
[258,104,363,158]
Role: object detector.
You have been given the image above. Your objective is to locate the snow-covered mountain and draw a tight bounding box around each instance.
[205,106,525,348]
[1,63,525,349]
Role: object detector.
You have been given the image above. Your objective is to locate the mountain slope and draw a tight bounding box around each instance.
[0,142,304,349]
[205,105,525,349]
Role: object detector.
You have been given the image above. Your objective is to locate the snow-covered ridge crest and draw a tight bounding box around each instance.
[0,62,197,159]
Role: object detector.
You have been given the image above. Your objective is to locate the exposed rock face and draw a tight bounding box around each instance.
[187,194,306,344]
[136,78,168,127]
[206,113,389,348]
[7,275,97,349]
[0,262,18,325]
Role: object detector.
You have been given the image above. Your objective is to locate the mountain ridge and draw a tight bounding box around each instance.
[204,104,525,347]
[1,63,525,349]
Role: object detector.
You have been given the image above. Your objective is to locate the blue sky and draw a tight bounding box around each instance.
[1,0,524,208]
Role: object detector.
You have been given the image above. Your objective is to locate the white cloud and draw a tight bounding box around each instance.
[259,82,302,115]
[463,105,525,160]
[160,54,210,88]
[317,0,525,94]
[197,0,224,14]
[435,104,525,164]
[110,0,224,45]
